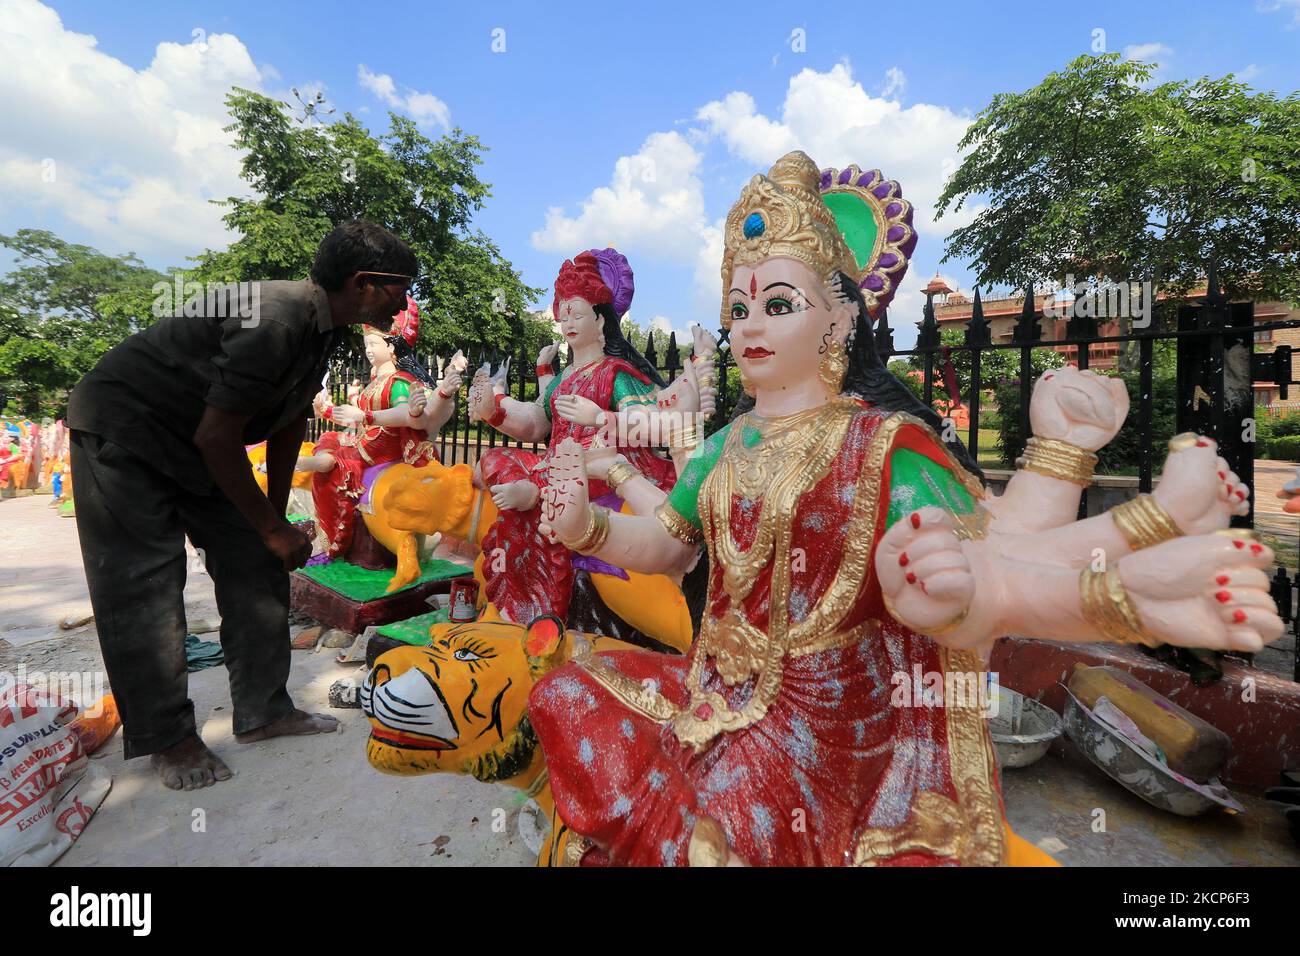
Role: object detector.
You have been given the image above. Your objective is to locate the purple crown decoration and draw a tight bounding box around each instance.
[589,247,635,318]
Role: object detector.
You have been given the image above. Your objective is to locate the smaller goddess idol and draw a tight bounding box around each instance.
[529,151,1282,867]
[466,248,715,630]
[298,296,462,558]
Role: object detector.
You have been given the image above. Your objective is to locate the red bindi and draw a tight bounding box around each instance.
[750,275,757,299]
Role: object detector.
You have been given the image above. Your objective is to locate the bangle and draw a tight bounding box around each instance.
[487,393,508,428]
[363,409,375,426]
[670,421,700,450]
[1016,436,1097,486]
[562,504,611,555]
[437,388,453,400]
[606,460,641,492]
[655,502,702,545]
[321,405,334,422]
[536,363,553,379]
[1111,494,1183,551]
[1079,566,1161,647]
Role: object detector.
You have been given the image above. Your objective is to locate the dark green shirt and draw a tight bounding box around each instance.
[67,279,343,494]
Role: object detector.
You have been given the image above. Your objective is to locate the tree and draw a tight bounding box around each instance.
[192,88,546,360]
[936,54,1300,308]
[0,230,166,417]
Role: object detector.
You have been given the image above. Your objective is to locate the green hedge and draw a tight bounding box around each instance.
[1260,435,1300,461]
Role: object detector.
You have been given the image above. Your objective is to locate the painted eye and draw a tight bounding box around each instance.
[730,302,748,321]
[765,296,798,316]
[453,648,483,662]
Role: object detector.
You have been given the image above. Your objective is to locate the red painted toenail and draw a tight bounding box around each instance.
[1216,575,1229,585]
[1216,591,1231,603]
[910,512,921,529]
[1233,609,1247,624]
[1218,471,1226,479]
[899,553,909,566]
[906,572,917,585]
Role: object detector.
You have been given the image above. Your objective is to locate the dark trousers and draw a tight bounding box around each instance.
[70,430,294,758]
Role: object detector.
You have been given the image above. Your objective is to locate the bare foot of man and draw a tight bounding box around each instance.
[150,734,233,791]
[235,709,340,744]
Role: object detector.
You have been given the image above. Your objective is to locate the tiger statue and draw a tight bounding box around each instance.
[362,616,631,866]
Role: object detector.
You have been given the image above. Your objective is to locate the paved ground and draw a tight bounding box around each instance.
[2,492,1297,866]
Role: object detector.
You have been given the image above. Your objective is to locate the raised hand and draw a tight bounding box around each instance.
[537,342,561,368]
[1152,434,1250,533]
[467,366,496,423]
[554,393,605,427]
[1116,534,1283,652]
[874,506,975,635]
[437,369,463,398]
[490,480,539,512]
[691,323,719,362]
[1029,365,1129,451]
[538,437,590,546]
[406,383,428,418]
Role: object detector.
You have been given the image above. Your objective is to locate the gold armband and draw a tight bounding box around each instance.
[669,419,701,450]
[606,460,641,493]
[562,505,611,555]
[1079,566,1161,647]
[655,502,702,545]
[1016,436,1098,486]
[1110,494,1183,551]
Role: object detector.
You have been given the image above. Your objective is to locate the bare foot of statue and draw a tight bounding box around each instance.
[235,709,340,744]
[150,734,233,791]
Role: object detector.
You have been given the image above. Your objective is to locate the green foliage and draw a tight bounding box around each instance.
[937,53,1300,309]
[191,88,545,361]
[0,230,166,417]
[1261,435,1300,461]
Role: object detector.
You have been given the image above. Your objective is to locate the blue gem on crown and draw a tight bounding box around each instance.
[743,212,766,239]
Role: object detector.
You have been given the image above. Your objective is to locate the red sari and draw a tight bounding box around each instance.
[312,370,437,557]
[478,356,677,624]
[529,399,1007,866]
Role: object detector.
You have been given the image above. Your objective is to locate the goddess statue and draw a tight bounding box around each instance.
[465,248,716,632]
[297,296,462,559]
[527,152,1281,866]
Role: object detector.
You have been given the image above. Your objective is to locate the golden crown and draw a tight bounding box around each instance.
[719,150,856,328]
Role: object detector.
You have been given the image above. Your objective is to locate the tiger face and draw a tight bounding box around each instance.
[362,618,566,781]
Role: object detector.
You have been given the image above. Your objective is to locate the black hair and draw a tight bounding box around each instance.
[389,336,439,389]
[594,303,668,389]
[727,271,984,483]
[311,221,419,292]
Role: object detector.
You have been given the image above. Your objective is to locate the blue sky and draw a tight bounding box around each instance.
[1,0,1296,348]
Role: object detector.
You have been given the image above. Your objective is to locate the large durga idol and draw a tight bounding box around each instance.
[523,151,1281,866]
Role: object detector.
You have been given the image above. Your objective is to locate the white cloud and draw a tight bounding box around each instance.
[357,64,450,129]
[0,0,269,259]
[530,130,710,264]
[1237,63,1263,81]
[696,62,981,239]
[1257,0,1300,27]
[881,67,907,99]
[1122,42,1173,64]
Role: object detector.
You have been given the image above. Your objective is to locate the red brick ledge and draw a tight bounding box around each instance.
[989,637,1300,790]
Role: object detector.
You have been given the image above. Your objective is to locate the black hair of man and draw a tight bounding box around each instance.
[310,221,419,291]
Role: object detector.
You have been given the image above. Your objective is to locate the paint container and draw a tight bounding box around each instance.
[448,577,480,623]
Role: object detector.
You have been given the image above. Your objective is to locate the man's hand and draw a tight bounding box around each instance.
[262,521,313,571]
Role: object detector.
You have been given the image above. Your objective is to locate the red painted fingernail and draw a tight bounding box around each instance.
[1233,540,1245,549]
[1237,490,1247,500]
[906,572,917,585]
[1217,471,1226,480]
[1196,440,1209,447]
[1215,591,1232,603]
[1044,373,1053,380]
[1233,609,1247,624]
[910,512,921,529]
[1251,543,1263,554]
[899,553,909,567]
[1216,575,1229,585]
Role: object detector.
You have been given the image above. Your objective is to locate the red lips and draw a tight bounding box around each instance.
[743,347,774,358]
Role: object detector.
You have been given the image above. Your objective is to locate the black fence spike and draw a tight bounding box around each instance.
[965,287,991,347]
[1012,286,1042,344]
[644,329,658,367]
[917,294,941,349]
[874,307,895,359]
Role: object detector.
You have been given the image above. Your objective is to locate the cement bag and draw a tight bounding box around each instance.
[0,681,111,866]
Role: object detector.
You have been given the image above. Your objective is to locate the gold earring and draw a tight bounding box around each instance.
[819,338,848,394]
